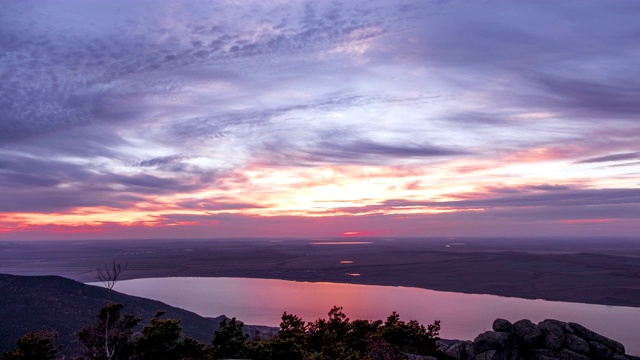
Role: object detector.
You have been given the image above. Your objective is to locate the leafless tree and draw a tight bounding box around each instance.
[96,260,127,360]
[98,260,127,301]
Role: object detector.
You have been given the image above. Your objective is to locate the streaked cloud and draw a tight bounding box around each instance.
[1,0,639,239]
[576,153,639,164]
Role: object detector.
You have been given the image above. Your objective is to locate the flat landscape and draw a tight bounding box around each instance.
[2,237,640,308]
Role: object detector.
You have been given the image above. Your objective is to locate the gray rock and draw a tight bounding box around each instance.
[570,322,625,354]
[464,340,476,360]
[612,354,629,360]
[506,341,520,360]
[538,319,565,350]
[476,350,507,360]
[445,341,465,359]
[404,355,436,360]
[436,339,449,352]
[524,349,555,360]
[537,319,568,329]
[446,340,476,360]
[493,318,514,333]
[565,334,590,355]
[627,356,640,360]
[513,319,542,347]
[589,340,614,360]
[556,348,590,360]
[438,339,462,351]
[474,331,512,354]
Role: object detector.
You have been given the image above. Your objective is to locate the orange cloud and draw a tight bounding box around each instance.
[341,230,380,237]
[504,145,584,163]
[561,219,613,225]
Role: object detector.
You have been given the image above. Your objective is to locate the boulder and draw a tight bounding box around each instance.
[493,318,514,333]
[513,319,542,347]
[524,349,555,360]
[474,331,512,354]
[611,354,629,360]
[569,322,625,355]
[445,340,475,360]
[445,342,465,359]
[556,348,590,360]
[589,340,614,360]
[450,319,632,360]
[464,340,476,360]
[538,319,566,350]
[565,334,590,355]
[438,339,461,351]
[475,350,507,360]
[506,341,520,360]
[404,355,436,360]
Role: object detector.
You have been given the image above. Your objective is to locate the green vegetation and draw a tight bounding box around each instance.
[76,303,141,360]
[0,274,251,355]
[1,331,61,360]
[2,267,444,359]
[3,303,444,360]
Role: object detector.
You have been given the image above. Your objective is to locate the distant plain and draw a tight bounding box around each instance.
[2,237,640,308]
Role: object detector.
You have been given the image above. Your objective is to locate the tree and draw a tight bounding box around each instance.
[261,312,308,360]
[77,303,141,360]
[97,260,126,301]
[365,338,401,360]
[134,311,205,360]
[1,330,61,360]
[346,319,382,355]
[174,338,206,360]
[93,260,128,360]
[374,311,440,356]
[307,306,362,359]
[211,317,249,359]
[279,312,306,336]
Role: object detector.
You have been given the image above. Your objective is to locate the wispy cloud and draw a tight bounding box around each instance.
[576,153,639,164]
[1,0,639,239]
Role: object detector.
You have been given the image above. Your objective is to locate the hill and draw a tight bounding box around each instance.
[0,273,270,357]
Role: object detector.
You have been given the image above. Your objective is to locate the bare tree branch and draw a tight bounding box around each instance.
[96,260,127,360]
[97,260,127,293]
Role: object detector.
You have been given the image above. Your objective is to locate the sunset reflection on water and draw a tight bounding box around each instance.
[107,277,640,354]
[309,242,373,245]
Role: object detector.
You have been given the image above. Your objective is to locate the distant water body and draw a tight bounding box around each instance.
[102,277,640,354]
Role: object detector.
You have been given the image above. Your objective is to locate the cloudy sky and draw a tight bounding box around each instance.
[1,0,639,240]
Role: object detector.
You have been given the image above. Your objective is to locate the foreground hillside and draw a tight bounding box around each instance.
[2,274,639,359]
[3,278,639,360]
[0,274,269,357]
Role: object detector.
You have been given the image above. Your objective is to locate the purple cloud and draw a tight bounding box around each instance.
[1,1,639,238]
[576,153,639,164]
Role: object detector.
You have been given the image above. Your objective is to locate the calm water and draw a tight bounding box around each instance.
[104,277,640,354]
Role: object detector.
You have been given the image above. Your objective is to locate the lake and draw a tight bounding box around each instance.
[106,277,640,354]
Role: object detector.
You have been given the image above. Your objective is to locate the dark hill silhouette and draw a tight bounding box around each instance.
[0,273,270,357]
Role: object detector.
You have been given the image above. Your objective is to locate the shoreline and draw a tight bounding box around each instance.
[3,237,640,308]
[99,275,640,356]
[103,275,640,311]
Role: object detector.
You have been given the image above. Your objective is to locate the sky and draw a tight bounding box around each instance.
[1,0,639,240]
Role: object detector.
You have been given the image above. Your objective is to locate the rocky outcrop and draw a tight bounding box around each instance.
[436,318,633,360]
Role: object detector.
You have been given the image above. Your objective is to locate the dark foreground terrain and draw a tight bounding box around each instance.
[2,274,638,359]
[0,273,270,357]
[2,237,640,307]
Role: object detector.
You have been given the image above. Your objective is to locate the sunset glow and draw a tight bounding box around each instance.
[1,1,639,240]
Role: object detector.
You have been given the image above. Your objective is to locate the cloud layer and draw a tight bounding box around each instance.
[1,0,639,239]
